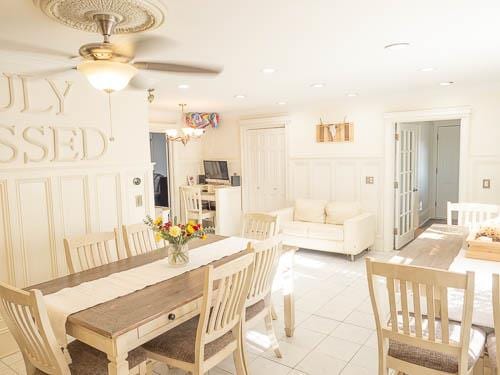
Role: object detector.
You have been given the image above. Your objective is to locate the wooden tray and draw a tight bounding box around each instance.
[466,233,500,261]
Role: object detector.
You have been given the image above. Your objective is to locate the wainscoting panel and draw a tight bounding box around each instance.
[289,157,384,249]
[0,180,12,284]
[59,176,90,237]
[95,174,122,232]
[16,178,57,286]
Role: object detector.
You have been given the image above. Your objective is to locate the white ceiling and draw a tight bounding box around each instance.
[1,0,500,113]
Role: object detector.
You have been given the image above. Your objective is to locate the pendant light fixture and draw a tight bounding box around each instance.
[165,104,204,145]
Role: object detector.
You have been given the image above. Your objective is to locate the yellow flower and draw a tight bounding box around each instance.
[169,225,182,237]
[154,232,163,242]
[188,219,197,226]
[186,224,195,235]
[153,216,163,226]
[201,234,207,240]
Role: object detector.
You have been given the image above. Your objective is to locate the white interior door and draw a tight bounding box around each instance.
[394,123,418,249]
[245,127,286,212]
[435,125,460,218]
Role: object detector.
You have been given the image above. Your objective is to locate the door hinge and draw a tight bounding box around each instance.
[394,181,399,189]
[394,228,398,235]
[436,167,438,175]
[395,133,400,141]
[435,201,437,207]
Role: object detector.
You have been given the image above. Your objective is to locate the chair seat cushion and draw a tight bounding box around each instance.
[388,318,485,373]
[246,300,266,321]
[142,315,235,364]
[35,340,146,375]
[487,333,497,369]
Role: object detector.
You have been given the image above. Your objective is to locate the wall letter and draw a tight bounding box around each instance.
[52,126,80,161]
[20,75,52,114]
[23,126,49,163]
[46,79,73,115]
[0,125,18,163]
[0,74,15,112]
[81,127,108,160]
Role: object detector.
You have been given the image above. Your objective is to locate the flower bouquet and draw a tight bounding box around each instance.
[145,216,213,266]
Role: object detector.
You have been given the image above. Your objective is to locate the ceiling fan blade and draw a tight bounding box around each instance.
[133,61,222,75]
[114,35,175,60]
[0,39,74,60]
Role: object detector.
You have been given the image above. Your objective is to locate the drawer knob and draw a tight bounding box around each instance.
[168,313,176,321]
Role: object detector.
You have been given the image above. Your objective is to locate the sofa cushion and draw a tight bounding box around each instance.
[294,199,327,223]
[281,221,309,237]
[307,223,344,241]
[325,202,361,225]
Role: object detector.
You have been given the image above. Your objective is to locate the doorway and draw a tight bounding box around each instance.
[394,119,461,249]
[149,132,171,214]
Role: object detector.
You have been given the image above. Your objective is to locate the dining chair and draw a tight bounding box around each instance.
[180,186,216,226]
[241,212,279,240]
[447,202,500,229]
[63,231,120,274]
[366,258,486,375]
[245,236,283,358]
[489,274,499,373]
[142,253,255,375]
[0,282,146,375]
[122,223,164,257]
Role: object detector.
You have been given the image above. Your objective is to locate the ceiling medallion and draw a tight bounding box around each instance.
[33,0,166,34]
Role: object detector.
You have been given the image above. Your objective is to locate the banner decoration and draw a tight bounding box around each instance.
[185,112,220,129]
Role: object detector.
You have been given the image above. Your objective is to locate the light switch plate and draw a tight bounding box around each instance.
[482,179,491,189]
[135,195,143,207]
[366,176,374,184]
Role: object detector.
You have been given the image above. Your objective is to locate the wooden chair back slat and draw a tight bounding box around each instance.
[0,283,70,374]
[246,237,282,306]
[181,186,203,224]
[122,223,163,257]
[197,253,254,347]
[493,274,500,371]
[64,231,118,274]
[366,258,475,374]
[447,202,500,229]
[241,213,279,240]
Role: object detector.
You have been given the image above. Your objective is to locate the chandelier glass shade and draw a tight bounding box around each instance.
[77,60,137,92]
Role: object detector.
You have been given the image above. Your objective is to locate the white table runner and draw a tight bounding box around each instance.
[43,236,250,348]
[448,249,496,329]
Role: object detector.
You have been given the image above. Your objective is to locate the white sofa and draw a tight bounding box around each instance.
[273,199,376,260]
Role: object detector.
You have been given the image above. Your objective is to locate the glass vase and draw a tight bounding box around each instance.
[167,243,190,266]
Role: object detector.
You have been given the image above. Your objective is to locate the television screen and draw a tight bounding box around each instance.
[204,160,229,181]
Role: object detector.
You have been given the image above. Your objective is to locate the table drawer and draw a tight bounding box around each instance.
[138,299,201,339]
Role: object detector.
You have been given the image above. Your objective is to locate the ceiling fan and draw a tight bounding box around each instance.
[2,13,222,92]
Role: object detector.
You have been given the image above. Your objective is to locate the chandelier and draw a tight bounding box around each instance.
[165,104,204,145]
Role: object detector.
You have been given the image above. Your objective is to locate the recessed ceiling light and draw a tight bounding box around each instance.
[384,42,410,51]
[311,83,325,88]
[234,94,246,99]
[178,84,190,89]
[346,93,358,97]
[277,101,287,105]
[262,67,276,74]
[439,81,454,86]
[420,67,435,72]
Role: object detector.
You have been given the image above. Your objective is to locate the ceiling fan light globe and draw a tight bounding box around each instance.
[77,60,137,92]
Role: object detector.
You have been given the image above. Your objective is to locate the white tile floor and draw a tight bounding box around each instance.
[0,249,394,375]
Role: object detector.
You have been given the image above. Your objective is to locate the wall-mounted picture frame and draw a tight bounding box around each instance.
[316,122,354,143]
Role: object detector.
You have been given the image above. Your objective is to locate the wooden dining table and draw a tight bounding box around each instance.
[391,223,496,330]
[29,235,297,375]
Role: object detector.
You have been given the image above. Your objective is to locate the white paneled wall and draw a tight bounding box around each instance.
[289,157,384,249]
[0,164,153,289]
